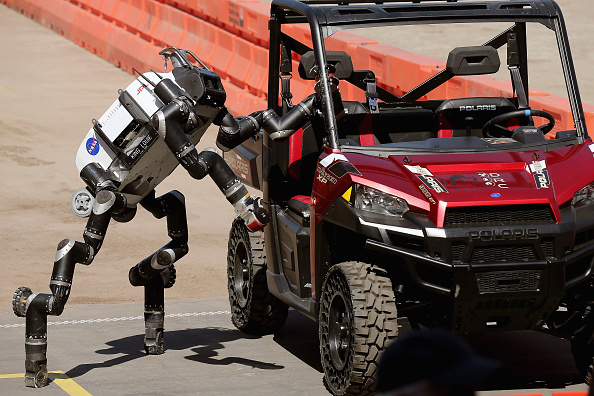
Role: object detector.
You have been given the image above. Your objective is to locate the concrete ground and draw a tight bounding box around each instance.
[0,298,589,395]
[0,1,591,395]
[0,298,326,395]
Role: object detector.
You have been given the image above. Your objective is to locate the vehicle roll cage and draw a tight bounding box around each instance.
[269,0,587,146]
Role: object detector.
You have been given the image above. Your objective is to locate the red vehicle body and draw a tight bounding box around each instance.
[222,1,594,394]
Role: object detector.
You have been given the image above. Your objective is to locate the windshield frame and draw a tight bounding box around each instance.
[269,0,587,149]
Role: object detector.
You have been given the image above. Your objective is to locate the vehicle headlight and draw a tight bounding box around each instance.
[572,181,594,208]
[353,184,409,217]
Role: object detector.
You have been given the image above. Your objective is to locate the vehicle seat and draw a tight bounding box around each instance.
[287,117,325,192]
[338,101,434,144]
[339,101,379,146]
[435,97,519,138]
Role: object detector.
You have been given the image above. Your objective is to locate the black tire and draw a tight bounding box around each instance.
[571,339,593,386]
[227,218,288,335]
[547,280,594,385]
[319,261,399,395]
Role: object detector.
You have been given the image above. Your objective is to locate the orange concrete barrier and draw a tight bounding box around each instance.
[3,0,593,131]
[177,13,203,56]
[7,0,42,21]
[210,27,236,80]
[70,10,112,59]
[231,1,272,47]
[245,45,270,98]
[163,6,186,49]
[227,36,254,89]
[96,0,117,23]
[39,0,83,39]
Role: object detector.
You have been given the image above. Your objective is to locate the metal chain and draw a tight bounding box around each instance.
[0,310,230,329]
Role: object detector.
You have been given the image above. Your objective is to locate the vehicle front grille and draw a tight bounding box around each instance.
[451,243,547,263]
[472,245,535,263]
[444,204,555,227]
[452,242,466,262]
[541,238,554,258]
[476,270,542,293]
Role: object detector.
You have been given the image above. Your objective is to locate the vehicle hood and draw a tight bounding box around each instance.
[336,143,594,227]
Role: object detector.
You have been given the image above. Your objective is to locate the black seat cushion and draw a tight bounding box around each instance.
[435,97,518,137]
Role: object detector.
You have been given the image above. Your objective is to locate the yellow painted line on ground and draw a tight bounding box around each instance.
[0,373,24,379]
[50,371,93,396]
[0,371,92,395]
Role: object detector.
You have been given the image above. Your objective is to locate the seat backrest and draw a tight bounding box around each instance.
[337,102,434,144]
[287,117,325,194]
[435,97,518,138]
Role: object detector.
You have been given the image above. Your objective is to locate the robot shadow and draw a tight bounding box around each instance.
[65,326,283,380]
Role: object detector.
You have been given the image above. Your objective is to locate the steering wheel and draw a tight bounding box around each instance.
[482,109,555,138]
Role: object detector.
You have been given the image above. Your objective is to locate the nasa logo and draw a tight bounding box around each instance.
[86,137,100,156]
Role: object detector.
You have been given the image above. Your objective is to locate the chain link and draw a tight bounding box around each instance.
[0,310,230,329]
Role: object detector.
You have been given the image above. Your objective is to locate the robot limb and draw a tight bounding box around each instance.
[128,189,186,354]
[13,189,128,388]
[151,78,270,231]
[215,94,316,151]
[216,62,347,152]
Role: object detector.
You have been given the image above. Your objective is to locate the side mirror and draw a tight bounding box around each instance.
[446,46,500,76]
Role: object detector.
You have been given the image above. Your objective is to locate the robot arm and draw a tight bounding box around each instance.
[216,94,316,151]
[150,76,269,231]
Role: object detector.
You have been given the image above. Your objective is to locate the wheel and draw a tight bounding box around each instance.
[482,109,555,138]
[571,339,593,386]
[227,218,288,335]
[13,286,32,317]
[547,279,594,385]
[70,188,94,218]
[319,262,399,395]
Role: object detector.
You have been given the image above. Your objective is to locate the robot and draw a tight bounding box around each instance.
[11,47,269,388]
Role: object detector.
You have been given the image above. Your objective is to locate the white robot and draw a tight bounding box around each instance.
[12,47,269,388]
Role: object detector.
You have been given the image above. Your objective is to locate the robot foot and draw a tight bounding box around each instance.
[25,338,48,388]
[144,311,165,355]
[145,330,164,355]
[25,364,48,388]
[236,196,270,232]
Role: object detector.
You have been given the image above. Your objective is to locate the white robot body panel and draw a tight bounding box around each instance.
[74,71,208,205]
[75,72,168,172]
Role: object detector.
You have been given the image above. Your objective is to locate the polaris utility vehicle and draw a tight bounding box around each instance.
[221,0,594,393]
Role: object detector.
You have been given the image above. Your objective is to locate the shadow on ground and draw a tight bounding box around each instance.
[65,311,586,393]
[274,309,323,373]
[467,330,586,392]
[66,326,282,379]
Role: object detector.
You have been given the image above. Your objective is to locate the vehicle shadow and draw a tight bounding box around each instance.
[65,327,283,379]
[465,330,586,392]
[273,309,323,373]
[270,314,587,392]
